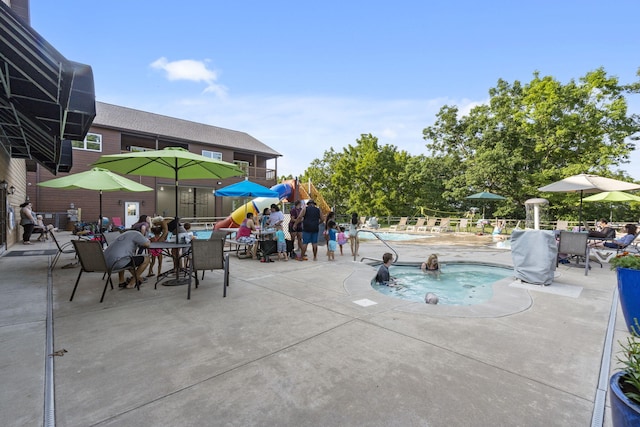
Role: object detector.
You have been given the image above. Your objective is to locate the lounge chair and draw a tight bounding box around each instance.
[389,217,408,231]
[555,220,569,231]
[406,218,425,232]
[591,231,640,264]
[359,216,367,229]
[420,218,437,232]
[457,218,469,233]
[431,218,451,233]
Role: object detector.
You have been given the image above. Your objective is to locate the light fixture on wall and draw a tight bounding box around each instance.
[1,180,15,194]
[160,186,164,191]
[217,181,222,185]
[118,200,122,206]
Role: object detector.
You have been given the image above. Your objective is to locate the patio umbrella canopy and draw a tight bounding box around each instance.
[215,178,279,198]
[37,167,153,228]
[538,173,640,225]
[582,191,640,202]
[582,191,640,222]
[466,191,506,218]
[215,177,279,221]
[93,147,244,226]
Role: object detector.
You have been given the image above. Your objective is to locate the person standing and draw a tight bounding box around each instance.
[348,213,361,257]
[294,200,324,261]
[104,230,150,289]
[289,200,303,255]
[323,211,336,254]
[327,220,337,261]
[275,224,289,261]
[268,204,285,228]
[19,202,36,245]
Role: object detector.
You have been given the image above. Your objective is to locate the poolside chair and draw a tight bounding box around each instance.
[111,217,125,231]
[48,228,76,269]
[389,217,408,231]
[431,218,451,233]
[406,217,425,232]
[557,231,590,276]
[359,216,367,229]
[70,240,137,303]
[420,218,437,232]
[555,220,569,231]
[457,218,469,233]
[591,231,640,264]
[189,238,229,299]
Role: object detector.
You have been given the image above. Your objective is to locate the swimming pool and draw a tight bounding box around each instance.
[371,262,513,306]
[357,232,433,242]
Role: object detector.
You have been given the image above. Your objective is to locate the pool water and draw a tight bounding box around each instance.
[371,263,513,306]
[357,232,433,242]
[193,230,214,239]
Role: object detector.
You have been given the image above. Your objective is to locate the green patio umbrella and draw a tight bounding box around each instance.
[466,191,506,218]
[583,191,640,222]
[582,191,640,202]
[93,147,244,226]
[38,167,153,228]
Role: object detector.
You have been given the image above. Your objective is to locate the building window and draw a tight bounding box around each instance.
[71,132,102,151]
[202,150,222,160]
[234,160,249,176]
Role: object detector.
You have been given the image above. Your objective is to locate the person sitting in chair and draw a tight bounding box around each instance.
[588,218,616,239]
[589,223,637,250]
[104,230,150,289]
[236,212,258,260]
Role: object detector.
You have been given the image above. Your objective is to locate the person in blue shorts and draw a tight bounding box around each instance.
[293,199,325,261]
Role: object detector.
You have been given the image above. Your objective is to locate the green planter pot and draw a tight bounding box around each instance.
[617,267,640,335]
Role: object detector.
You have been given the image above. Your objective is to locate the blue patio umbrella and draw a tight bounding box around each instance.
[215,178,279,216]
[215,178,279,198]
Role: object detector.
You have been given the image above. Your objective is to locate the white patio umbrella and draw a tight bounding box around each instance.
[538,174,640,226]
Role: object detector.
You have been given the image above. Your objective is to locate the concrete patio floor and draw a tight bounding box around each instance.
[0,231,630,426]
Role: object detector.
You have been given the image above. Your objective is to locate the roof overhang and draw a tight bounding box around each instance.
[0,2,96,174]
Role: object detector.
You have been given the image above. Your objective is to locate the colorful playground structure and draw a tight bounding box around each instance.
[214,179,331,229]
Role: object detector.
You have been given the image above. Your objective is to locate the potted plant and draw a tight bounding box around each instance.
[610,330,640,426]
[610,253,640,335]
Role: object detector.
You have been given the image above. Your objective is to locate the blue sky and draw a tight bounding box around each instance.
[31,0,640,179]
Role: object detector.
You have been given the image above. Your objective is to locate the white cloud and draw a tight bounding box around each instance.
[150,57,227,97]
[140,94,482,178]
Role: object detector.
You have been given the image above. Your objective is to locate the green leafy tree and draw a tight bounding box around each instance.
[423,68,640,220]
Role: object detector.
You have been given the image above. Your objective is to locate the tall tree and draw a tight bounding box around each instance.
[423,68,640,220]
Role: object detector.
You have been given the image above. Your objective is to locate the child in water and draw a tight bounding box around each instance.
[375,252,396,286]
[421,254,439,272]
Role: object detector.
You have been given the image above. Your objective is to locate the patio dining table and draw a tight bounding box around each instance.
[149,241,192,286]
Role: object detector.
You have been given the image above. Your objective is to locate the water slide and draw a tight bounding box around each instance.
[214,179,330,229]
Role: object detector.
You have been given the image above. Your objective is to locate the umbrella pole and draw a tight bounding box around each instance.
[99,190,103,233]
[579,190,583,230]
[174,160,179,225]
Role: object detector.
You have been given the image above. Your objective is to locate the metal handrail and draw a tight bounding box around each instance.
[353,229,398,263]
